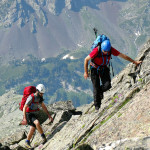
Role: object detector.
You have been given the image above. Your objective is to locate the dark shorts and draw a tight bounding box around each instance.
[26,112,38,127]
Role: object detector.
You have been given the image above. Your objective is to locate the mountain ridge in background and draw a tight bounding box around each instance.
[0,0,149,63]
[0,0,149,106]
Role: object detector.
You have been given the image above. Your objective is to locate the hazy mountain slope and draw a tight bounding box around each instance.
[119,0,150,55]
[0,0,144,63]
[0,0,149,107]
[0,48,124,107]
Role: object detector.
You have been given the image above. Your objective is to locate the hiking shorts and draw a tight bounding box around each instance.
[26,112,38,127]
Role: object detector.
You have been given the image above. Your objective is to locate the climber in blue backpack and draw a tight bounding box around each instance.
[84,29,142,111]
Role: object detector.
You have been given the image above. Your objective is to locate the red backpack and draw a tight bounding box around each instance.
[19,86,36,111]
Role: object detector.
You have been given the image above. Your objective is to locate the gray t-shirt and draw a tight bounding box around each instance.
[25,94,42,111]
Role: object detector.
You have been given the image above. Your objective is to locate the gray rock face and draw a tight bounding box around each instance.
[0,96,76,148]
[0,39,150,150]
[0,90,26,141]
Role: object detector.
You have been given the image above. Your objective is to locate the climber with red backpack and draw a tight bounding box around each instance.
[84,28,142,111]
[20,84,53,148]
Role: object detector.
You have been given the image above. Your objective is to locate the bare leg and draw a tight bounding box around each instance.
[27,126,36,141]
[33,119,47,144]
[34,120,43,134]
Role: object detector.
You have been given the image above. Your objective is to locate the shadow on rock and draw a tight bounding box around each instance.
[75,144,94,150]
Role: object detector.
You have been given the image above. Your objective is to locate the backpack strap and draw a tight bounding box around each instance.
[31,93,35,102]
[26,94,39,112]
[91,46,112,66]
[31,93,39,104]
[91,45,101,63]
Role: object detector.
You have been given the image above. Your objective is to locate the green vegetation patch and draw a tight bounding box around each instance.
[0,47,124,107]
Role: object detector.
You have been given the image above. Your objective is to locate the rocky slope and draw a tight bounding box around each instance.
[0,39,150,149]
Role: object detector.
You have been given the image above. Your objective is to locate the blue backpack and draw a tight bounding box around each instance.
[91,34,110,50]
[90,34,114,76]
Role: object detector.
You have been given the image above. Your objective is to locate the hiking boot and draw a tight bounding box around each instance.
[41,137,47,145]
[95,106,100,113]
[25,140,31,149]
